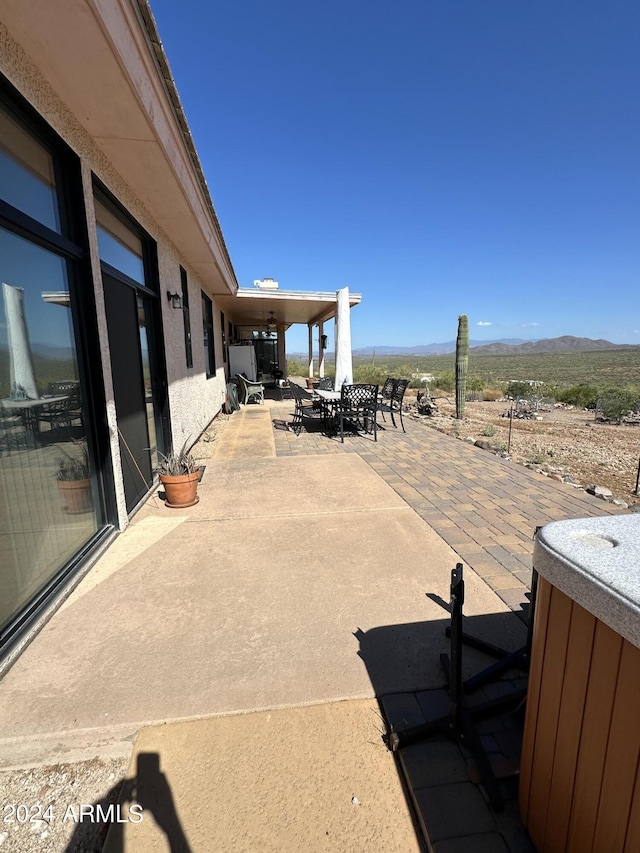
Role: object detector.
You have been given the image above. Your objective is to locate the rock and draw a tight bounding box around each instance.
[549,473,563,482]
[586,485,613,499]
[612,499,628,508]
[474,439,494,452]
[465,436,476,443]
[630,504,640,513]
[562,475,577,484]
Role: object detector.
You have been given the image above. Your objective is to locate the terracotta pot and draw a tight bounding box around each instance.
[159,471,200,508]
[57,479,93,514]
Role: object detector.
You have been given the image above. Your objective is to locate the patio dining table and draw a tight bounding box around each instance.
[315,387,379,441]
[1,395,70,444]
[314,389,342,432]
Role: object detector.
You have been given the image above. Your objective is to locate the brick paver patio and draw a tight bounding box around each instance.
[272,399,624,618]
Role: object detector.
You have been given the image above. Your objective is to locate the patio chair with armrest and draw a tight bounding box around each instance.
[312,376,335,411]
[378,377,397,426]
[334,383,379,443]
[316,377,335,390]
[38,395,73,440]
[290,382,324,435]
[46,380,83,429]
[236,373,265,405]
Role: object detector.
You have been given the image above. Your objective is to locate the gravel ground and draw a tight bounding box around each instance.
[0,757,130,853]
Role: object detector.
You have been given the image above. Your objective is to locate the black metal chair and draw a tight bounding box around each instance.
[41,380,83,434]
[290,382,324,435]
[391,379,409,432]
[334,383,379,443]
[316,377,335,390]
[378,377,397,426]
[377,378,409,432]
[311,376,335,411]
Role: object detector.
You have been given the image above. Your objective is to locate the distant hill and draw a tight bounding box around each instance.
[347,336,625,357]
[352,339,529,357]
[470,336,620,355]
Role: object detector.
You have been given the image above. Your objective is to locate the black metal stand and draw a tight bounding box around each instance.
[387,563,530,811]
[445,570,537,694]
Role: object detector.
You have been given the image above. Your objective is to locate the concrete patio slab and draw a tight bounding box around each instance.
[0,454,525,768]
[211,405,276,459]
[103,699,422,853]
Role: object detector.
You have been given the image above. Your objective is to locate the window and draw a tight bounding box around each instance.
[180,267,192,369]
[0,88,103,644]
[94,198,145,284]
[0,107,61,233]
[202,291,215,377]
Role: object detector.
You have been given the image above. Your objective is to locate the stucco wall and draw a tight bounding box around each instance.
[0,22,228,527]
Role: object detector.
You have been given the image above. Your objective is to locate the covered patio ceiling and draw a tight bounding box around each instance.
[216,288,362,330]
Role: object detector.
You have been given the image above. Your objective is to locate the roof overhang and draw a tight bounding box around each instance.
[216,289,362,329]
[1,0,238,296]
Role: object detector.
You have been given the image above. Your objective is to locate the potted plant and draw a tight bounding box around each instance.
[157,438,200,508]
[56,444,92,514]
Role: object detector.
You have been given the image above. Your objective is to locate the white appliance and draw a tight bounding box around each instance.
[228,344,258,381]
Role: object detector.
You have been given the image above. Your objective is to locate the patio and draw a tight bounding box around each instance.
[0,390,625,851]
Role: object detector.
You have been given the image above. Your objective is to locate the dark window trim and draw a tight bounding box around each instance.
[92,179,171,459]
[0,73,113,530]
[0,199,84,259]
[0,72,117,655]
[202,290,216,378]
[99,259,157,298]
[180,266,193,369]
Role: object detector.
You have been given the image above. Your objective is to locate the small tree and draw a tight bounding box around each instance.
[598,389,639,422]
[506,381,533,400]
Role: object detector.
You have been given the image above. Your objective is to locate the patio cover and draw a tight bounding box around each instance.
[333,286,353,387]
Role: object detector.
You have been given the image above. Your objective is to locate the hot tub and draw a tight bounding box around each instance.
[519,515,640,853]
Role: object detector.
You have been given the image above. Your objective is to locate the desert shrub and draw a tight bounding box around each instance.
[597,389,640,422]
[467,377,484,392]
[539,383,561,400]
[483,386,503,401]
[432,371,455,392]
[352,364,388,385]
[480,425,496,437]
[409,377,428,389]
[285,358,307,376]
[506,381,535,400]
[556,384,600,409]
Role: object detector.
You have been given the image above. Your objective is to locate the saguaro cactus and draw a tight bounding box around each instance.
[455,314,469,419]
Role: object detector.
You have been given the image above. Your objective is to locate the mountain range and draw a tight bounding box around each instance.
[351,336,628,357]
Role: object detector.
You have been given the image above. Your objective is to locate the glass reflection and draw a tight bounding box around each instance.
[0,227,97,635]
[0,108,61,233]
[137,294,157,471]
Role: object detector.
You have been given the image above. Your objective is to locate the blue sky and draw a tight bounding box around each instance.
[149,0,640,351]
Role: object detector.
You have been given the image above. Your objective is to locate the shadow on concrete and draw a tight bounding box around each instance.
[64,752,191,853]
[356,606,535,852]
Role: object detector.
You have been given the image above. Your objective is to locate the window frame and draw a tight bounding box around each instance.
[180,266,193,369]
[202,291,216,378]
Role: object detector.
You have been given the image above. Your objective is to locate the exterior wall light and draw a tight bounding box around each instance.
[321,334,328,349]
[167,290,182,309]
